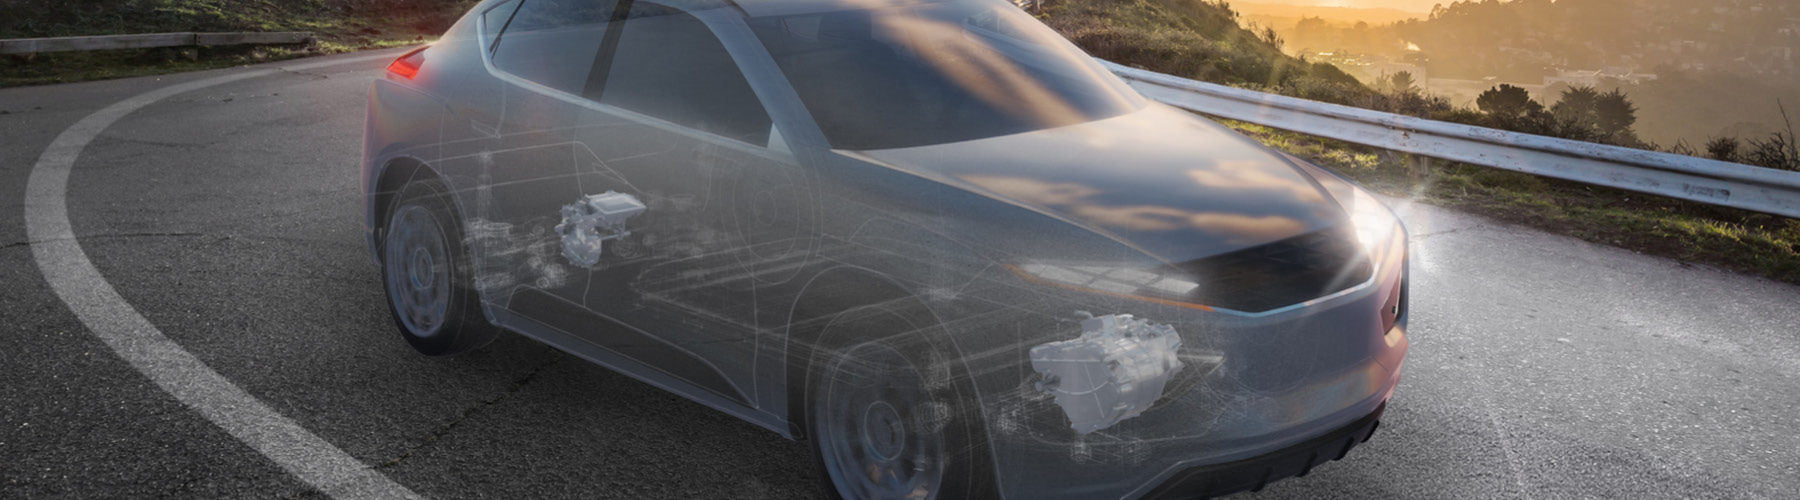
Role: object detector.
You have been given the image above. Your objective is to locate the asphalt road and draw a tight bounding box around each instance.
[3,50,1797,499]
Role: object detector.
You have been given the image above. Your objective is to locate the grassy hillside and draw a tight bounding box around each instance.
[0,0,474,40]
[1038,0,1449,117]
[1042,0,1348,87]
[0,0,478,86]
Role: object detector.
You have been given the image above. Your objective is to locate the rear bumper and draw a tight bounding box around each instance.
[1139,401,1386,500]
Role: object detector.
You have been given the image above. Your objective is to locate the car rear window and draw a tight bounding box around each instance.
[488,0,619,94]
[587,3,772,145]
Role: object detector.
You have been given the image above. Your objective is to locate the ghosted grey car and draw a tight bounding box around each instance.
[361,0,1410,498]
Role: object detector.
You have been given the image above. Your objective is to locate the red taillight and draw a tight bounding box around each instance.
[387,45,428,80]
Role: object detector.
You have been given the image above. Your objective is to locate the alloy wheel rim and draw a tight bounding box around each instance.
[384,205,451,338]
[817,342,946,500]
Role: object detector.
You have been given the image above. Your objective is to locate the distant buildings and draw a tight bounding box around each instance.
[1303,51,1428,86]
[1543,67,1658,87]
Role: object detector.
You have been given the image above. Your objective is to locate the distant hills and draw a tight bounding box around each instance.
[1238,0,1800,149]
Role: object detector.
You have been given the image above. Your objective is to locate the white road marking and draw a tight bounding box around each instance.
[23,52,425,500]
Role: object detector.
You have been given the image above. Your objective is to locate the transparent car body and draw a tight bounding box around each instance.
[361,0,1409,498]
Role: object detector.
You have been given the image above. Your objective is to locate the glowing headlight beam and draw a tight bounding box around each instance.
[1350,188,1400,255]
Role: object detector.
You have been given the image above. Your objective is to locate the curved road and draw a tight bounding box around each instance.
[2,51,1796,499]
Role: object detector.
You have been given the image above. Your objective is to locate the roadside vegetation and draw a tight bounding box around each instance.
[0,0,479,87]
[1226,120,1800,284]
[1037,0,1800,284]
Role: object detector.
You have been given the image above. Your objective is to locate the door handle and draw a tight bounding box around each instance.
[451,102,500,138]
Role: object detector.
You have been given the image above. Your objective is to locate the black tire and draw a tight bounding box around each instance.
[805,305,999,500]
[379,178,499,356]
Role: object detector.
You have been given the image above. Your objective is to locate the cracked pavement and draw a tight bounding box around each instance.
[2,51,1798,499]
[375,353,567,471]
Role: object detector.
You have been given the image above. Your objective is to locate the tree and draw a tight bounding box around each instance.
[1550,86,1642,144]
[1473,84,1558,136]
[1476,84,1543,119]
[1260,26,1283,49]
[1706,137,1741,163]
[1552,86,1601,126]
[1550,86,1639,145]
[1593,89,1638,140]
[1745,133,1800,171]
[1386,71,1417,95]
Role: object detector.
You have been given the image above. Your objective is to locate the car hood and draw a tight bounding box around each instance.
[852,105,1346,263]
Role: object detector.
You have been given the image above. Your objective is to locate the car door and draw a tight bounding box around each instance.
[453,0,621,312]
[505,1,818,408]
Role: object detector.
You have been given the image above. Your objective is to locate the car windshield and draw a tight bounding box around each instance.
[746,1,1144,150]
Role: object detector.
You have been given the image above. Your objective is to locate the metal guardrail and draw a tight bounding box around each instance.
[0,32,313,55]
[1099,60,1800,219]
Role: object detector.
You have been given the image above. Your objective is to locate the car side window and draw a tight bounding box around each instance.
[586,3,772,146]
[489,0,620,95]
[478,0,519,53]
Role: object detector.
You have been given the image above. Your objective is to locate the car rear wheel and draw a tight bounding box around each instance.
[807,306,997,500]
[380,178,498,355]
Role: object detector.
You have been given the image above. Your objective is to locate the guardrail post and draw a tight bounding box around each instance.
[1407,154,1431,183]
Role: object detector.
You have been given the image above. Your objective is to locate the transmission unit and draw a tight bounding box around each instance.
[1030,314,1186,434]
[556,191,646,268]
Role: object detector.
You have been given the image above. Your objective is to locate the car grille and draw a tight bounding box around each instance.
[1175,226,1371,313]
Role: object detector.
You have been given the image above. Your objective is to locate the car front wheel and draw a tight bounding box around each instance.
[808,306,996,500]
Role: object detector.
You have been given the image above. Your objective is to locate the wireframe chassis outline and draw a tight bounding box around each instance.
[361,1,1410,498]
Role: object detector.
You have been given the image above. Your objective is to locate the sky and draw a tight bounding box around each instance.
[1235,0,1441,14]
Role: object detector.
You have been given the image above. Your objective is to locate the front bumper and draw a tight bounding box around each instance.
[944,243,1409,500]
[980,320,1404,500]
[1141,401,1387,499]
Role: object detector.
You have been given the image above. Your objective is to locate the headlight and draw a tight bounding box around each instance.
[1344,188,1407,332]
[1280,152,1402,259]
[1348,188,1401,256]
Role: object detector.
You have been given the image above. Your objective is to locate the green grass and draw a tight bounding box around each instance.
[1039,0,1359,89]
[0,41,422,87]
[1224,121,1800,284]
[0,0,471,87]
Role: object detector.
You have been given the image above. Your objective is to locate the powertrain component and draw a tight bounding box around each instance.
[556,191,646,268]
[1030,314,1186,434]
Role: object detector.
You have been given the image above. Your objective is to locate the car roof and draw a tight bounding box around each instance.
[729,0,960,17]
